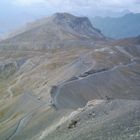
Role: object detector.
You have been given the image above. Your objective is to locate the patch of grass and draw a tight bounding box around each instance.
[0,106,10,119]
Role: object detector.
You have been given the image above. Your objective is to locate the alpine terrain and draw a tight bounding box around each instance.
[0,13,140,140]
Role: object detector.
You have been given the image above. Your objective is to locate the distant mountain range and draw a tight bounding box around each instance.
[91,13,140,39]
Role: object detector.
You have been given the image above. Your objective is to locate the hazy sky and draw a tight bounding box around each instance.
[12,0,140,13]
[0,0,140,34]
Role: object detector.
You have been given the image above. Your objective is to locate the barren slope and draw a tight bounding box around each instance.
[0,13,140,140]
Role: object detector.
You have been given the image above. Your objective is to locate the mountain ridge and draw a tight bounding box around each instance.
[0,12,140,140]
[0,13,104,50]
[92,13,140,39]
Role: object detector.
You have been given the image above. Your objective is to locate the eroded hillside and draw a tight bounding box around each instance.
[0,13,140,140]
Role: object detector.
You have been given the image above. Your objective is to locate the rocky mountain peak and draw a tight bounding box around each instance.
[51,12,104,39]
[52,13,91,27]
[0,13,105,50]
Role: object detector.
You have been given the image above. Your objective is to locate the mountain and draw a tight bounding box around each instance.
[0,13,140,140]
[0,13,104,50]
[91,13,140,39]
[111,35,140,47]
[89,9,131,17]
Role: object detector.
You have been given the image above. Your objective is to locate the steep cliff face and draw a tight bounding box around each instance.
[52,13,104,38]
